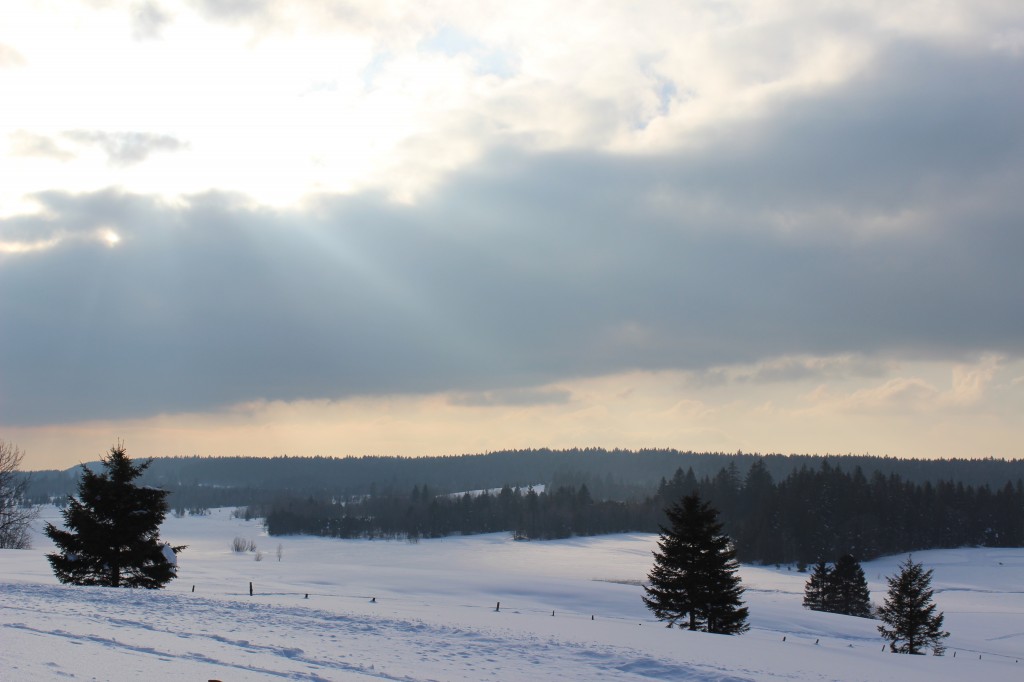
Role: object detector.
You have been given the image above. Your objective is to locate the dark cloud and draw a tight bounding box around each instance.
[1,41,1022,425]
[62,131,187,166]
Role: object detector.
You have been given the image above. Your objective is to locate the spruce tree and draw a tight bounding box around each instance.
[45,444,184,588]
[643,493,749,634]
[803,560,833,612]
[877,556,949,654]
[831,554,872,617]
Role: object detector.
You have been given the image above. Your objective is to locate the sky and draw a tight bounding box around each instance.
[2,0,1024,470]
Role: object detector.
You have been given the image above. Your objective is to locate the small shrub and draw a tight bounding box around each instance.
[231,537,257,553]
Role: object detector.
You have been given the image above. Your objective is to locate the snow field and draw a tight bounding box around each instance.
[1,507,1022,681]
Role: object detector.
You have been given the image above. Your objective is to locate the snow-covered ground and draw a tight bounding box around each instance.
[2,507,1022,681]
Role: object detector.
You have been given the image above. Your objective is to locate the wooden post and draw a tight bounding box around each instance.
[249,582,253,596]
[495,601,500,612]
[191,585,195,593]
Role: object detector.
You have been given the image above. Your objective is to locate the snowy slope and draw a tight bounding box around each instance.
[1,507,1021,681]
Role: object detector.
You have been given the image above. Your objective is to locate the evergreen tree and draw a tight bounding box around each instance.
[45,444,184,588]
[831,554,872,617]
[643,493,749,634]
[877,557,949,654]
[803,560,833,612]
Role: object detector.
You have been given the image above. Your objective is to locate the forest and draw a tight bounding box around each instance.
[22,449,1024,565]
[257,459,1023,565]
[23,447,1024,506]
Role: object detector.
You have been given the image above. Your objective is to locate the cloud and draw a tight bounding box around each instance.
[62,130,187,166]
[131,1,173,40]
[448,388,572,408]
[833,378,942,414]
[8,129,187,167]
[0,44,26,68]
[418,25,518,79]
[1,40,1022,426]
[9,131,75,161]
[692,355,891,386]
[797,354,1010,416]
[189,0,272,24]
[946,355,1002,406]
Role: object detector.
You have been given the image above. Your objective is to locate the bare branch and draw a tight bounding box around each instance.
[0,439,35,549]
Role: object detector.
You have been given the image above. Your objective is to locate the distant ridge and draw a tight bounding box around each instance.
[23,448,1024,508]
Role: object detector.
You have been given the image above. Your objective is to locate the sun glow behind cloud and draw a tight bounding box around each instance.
[0,227,121,255]
[99,228,121,247]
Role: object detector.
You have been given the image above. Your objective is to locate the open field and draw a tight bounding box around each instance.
[2,507,1022,680]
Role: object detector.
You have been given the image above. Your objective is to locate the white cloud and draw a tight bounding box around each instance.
[692,355,891,386]
[945,355,1002,406]
[132,1,174,40]
[797,356,1013,415]
[9,131,76,161]
[0,43,26,68]
[840,377,942,413]
[63,130,187,166]
[6,0,1020,212]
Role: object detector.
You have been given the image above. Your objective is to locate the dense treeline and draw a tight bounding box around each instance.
[262,460,1024,565]
[22,448,1024,511]
[647,461,1021,562]
[264,484,648,540]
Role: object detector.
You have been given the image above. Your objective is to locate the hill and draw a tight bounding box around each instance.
[23,448,1024,508]
[1,507,1021,680]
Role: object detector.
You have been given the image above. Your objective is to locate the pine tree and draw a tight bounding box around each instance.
[831,554,872,617]
[45,444,184,588]
[643,493,749,634]
[803,560,833,612]
[877,556,949,654]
